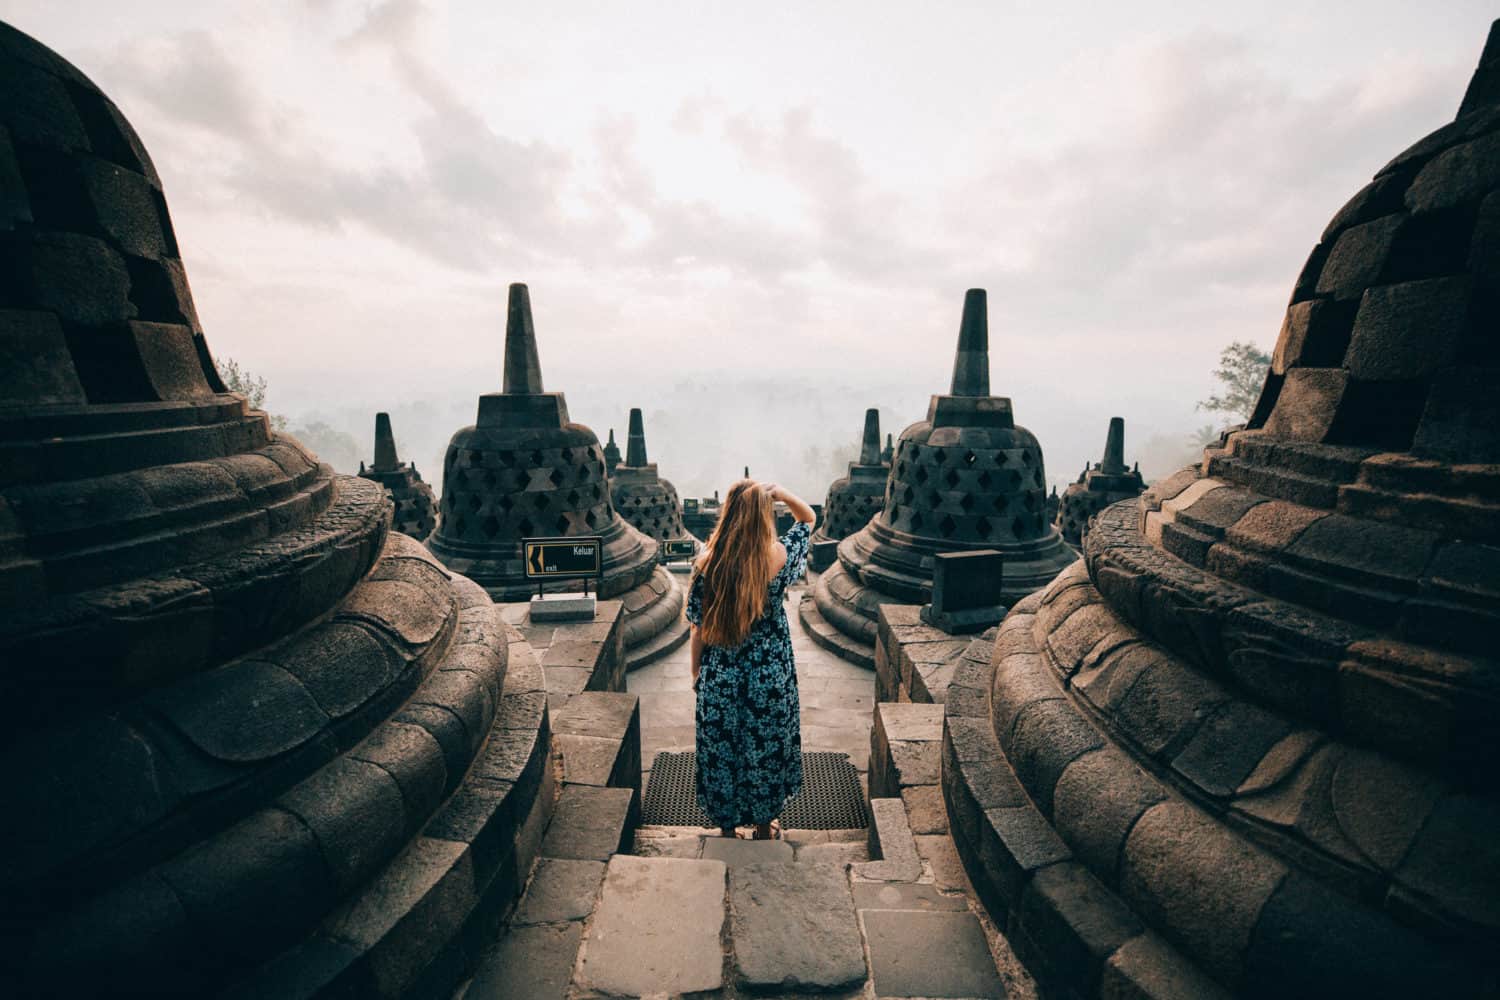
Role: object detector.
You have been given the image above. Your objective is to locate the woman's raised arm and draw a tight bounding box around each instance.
[764,482,815,524]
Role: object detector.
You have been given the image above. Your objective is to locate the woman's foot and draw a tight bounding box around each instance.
[752,820,781,841]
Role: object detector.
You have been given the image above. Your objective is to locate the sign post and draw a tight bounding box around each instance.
[661,539,696,562]
[522,535,604,621]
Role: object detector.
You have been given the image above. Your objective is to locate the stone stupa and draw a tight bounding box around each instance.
[358,410,437,539]
[602,426,622,476]
[943,23,1500,997]
[1053,416,1145,546]
[0,22,552,996]
[425,284,686,666]
[609,407,698,553]
[811,407,889,545]
[805,289,1075,664]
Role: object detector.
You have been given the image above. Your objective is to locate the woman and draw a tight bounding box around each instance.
[686,478,816,840]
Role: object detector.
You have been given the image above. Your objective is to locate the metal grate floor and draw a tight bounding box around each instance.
[641,750,868,829]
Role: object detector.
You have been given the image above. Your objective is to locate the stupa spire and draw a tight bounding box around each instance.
[949,288,990,397]
[626,407,649,467]
[1101,417,1126,475]
[859,408,881,465]
[373,411,399,470]
[1458,18,1500,118]
[502,282,544,394]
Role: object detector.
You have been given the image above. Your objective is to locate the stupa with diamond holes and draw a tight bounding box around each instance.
[358,410,437,539]
[943,24,1500,998]
[0,22,554,997]
[609,407,698,552]
[805,288,1075,663]
[1053,415,1144,546]
[426,284,686,665]
[811,407,890,545]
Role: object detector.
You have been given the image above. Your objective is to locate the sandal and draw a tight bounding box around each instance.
[752,820,782,841]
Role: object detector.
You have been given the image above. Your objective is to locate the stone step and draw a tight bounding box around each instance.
[539,784,635,863]
[856,797,922,883]
[703,835,794,867]
[551,690,642,797]
[730,860,867,992]
[798,593,876,668]
[624,614,690,669]
[460,922,579,1000]
[862,908,1007,999]
[633,826,873,866]
[227,633,555,1000]
[576,855,728,996]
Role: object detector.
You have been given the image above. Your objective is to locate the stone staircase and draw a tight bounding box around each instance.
[454,684,1025,998]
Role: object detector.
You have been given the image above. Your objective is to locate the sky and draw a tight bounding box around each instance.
[2,1,1493,499]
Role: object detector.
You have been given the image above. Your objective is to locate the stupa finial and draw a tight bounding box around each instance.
[626,407,649,467]
[859,408,881,465]
[1458,19,1500,118]
[374,411,398,470]
[1101,417,1126,475]
[503,282,544,394]
[949,288,990,397]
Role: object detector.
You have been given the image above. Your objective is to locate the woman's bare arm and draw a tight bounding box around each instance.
[690,624,704,685]
[764,482,815,524]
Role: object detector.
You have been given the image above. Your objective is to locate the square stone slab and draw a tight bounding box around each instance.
[466,921,581,1000]
[862,909,1005,998]
[730,861,866,992]
[513,858,605,925]
[578,855,727,996]
[703,836,794,867]
[539,784,633,861]
[853,880,968,912]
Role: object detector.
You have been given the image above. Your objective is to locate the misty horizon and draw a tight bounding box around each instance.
[4,0,1492,505]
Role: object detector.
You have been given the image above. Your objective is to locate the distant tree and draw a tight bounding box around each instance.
[218,357,287,430]
[1197,341,1271,423]
[1192,423,1221,449]
[287,420,360,473]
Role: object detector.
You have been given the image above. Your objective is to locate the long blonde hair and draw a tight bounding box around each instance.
[692,479,777,647]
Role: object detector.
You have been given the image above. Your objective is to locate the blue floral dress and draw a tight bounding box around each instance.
[687,521,810,827]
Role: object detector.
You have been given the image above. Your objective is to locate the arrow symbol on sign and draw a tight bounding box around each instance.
[528,544,542,573]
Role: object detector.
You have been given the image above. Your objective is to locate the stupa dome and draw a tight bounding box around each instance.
[358,411,437,539]
[942,22,1500,998]
[805,289,1075,664]
[0,23,550,996]
[811,407,890,544]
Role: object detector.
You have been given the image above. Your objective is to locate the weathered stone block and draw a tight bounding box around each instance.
[730,861,866,991]
[1017,861,1144,995]
[577,856,726,996]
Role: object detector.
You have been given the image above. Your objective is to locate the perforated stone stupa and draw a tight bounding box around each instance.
[942,24,1500,998]
[811,407,889,545]
[359,410,437,539]
[0,23,551,996]
[1054,415,1145,546]
[805,289,1075,663]
[426,284,686,665]
[609,407,697,551]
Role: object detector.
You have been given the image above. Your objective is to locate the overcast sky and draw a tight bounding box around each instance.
[2,1,1493,497]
